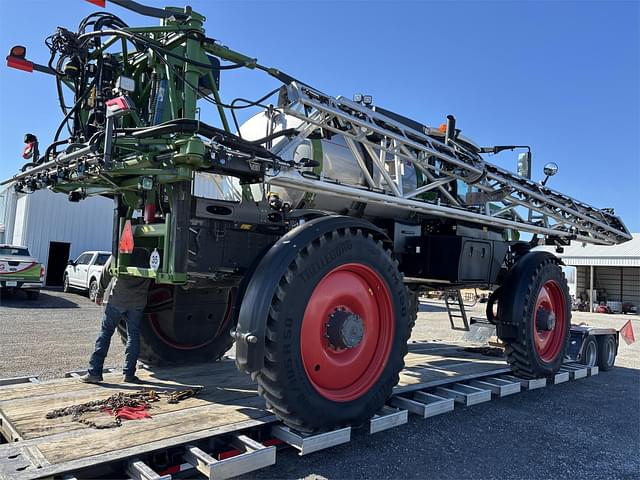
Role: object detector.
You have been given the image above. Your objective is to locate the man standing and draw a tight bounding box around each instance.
[81,256,151,383]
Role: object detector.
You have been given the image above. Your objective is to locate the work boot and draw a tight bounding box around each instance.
[80,373,103,384]
[123,375,142,384]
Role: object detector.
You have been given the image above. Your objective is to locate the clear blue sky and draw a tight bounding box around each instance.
[1,0,638,232]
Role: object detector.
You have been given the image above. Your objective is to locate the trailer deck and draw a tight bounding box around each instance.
[0,341,596,480]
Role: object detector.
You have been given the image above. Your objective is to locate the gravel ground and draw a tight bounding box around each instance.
[0,290,638,478]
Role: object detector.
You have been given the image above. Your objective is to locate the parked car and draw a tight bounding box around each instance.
[63,251,111,302]
[0,244,45,300]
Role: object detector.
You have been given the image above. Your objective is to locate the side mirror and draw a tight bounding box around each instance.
[541,162,558,185]
[517,152,532,179]
[543,162,558,176]
[67,260,75,266]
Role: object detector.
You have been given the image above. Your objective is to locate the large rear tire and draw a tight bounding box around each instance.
[497,255,571,378]
[254,228,413,432]
[117,284,235,365]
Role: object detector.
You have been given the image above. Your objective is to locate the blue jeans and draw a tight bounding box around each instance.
[88,303,143,377]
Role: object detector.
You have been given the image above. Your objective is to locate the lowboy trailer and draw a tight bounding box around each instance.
[0,337,613,480]
[3,0,631,434]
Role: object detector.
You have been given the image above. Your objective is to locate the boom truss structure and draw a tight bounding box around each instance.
[268,83,630,245]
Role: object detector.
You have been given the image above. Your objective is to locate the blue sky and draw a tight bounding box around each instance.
[1,0,638,232]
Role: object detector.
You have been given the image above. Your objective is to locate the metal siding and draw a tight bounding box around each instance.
[536,234,640,267]
[11,194,29,247]
[20,190,113,268]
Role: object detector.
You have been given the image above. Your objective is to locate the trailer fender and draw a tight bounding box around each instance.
[233,215,388,373]
[492,251,562,339]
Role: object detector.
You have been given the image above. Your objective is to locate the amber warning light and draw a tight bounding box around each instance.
[6,45,33,72]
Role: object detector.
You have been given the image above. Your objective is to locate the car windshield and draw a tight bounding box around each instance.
[94,253,111,266]
[0,247,30,256]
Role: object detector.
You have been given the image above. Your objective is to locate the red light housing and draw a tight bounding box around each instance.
[119,220,135,254]
[86,0,107,7]
[23,142,36,159]
[9,46,26,58]
[39,265,45,282]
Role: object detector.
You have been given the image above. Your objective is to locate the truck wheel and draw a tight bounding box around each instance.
[597,335,616,371]
[580,335,598,367]
[63,274,70,293]
[26,291,40,300]
[498,254,571,378]
[88,279,99,302]
[117,285,235,365]
[255,228,412,431]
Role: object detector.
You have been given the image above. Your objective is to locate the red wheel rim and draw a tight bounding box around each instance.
[300,263,395,402]
[533,280,566,362]
[148,287,234,351]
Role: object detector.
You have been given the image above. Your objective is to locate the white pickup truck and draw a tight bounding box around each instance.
[63,251,111,302]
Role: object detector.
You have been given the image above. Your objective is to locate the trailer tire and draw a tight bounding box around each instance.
[255,227,413,432]
[499,254,571,378]
[117,285,235,365]
[580,335,598,367]
[597,335,616,371]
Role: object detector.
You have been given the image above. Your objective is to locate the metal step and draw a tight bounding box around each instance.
[369,406,408,434]
[444,291,470,332]
[499,375,547,390]
[434,383,491,406]
[390,392,454,418]
[183,435,276,479]
[560,364,588,380]
[469,377,520,397]
[549,371,570,384]
[127,459,171,480]
[0,375,40,387]
[271,425,350,456]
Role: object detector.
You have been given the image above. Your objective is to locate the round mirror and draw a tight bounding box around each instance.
[543,162,558,177]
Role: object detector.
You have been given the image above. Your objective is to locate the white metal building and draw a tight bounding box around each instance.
[539,235,640,313]
[0,183,113,286]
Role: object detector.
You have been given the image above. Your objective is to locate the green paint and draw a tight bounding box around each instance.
[303,139,323,206]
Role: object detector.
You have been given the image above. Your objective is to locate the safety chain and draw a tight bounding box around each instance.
[46,387,203,429]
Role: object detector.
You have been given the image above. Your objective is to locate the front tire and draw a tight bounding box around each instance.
[88,279,98,302]
[498,255,571,378]
[255,228,412,431]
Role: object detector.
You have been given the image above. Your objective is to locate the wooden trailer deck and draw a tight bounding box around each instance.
[0,342,592,480]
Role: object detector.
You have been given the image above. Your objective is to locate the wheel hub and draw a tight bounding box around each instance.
[536,308,556,331]
[326,308,364,349]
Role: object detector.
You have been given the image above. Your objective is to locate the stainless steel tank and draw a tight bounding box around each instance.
[239,109,422,217]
